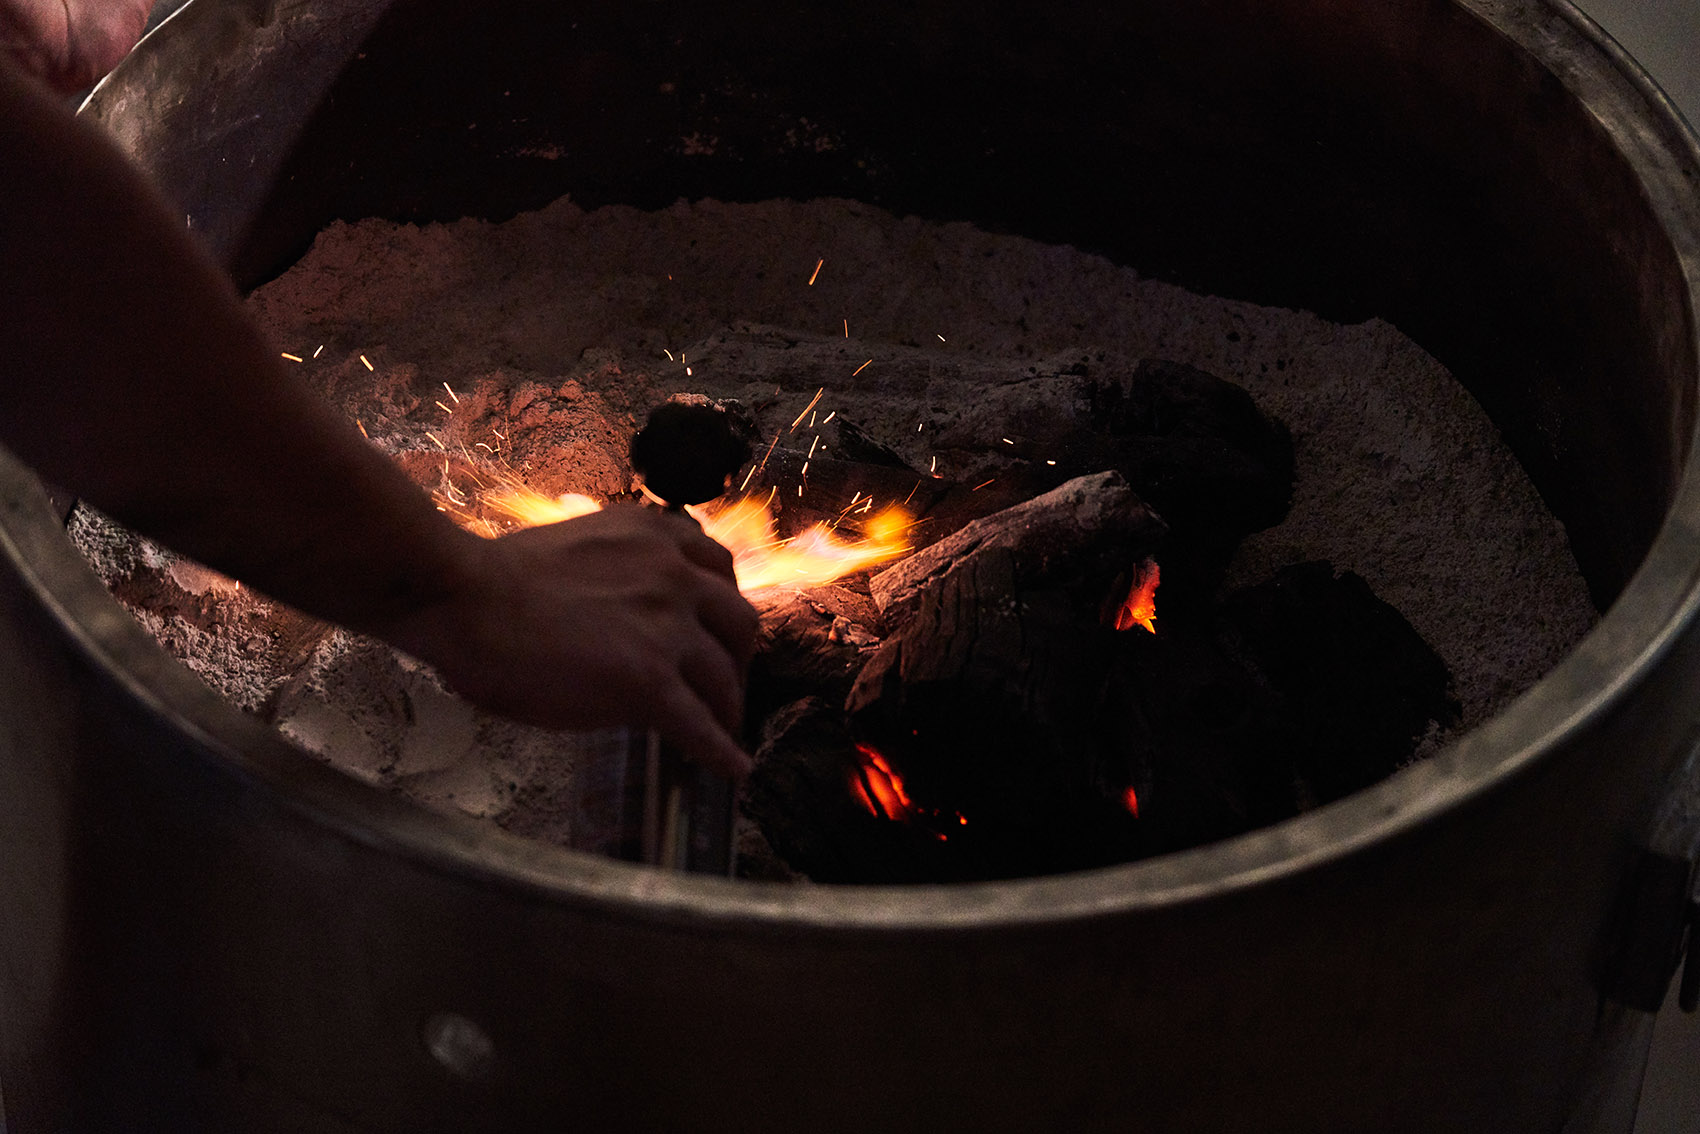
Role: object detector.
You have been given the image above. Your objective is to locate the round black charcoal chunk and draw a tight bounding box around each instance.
[630,401,751,506]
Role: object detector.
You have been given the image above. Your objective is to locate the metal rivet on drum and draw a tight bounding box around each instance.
[421,1011,496,1082]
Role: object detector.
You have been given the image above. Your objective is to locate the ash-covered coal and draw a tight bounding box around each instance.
[67,195,1597,878]
[746,465,1457,882]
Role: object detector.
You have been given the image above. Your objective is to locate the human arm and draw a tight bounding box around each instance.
[0,54,756,775]
[0,0,154,94]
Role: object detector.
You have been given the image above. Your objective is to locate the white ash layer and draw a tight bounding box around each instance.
[68,195,1597,849]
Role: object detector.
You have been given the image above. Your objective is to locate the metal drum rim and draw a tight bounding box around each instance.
[26,0,1700,933]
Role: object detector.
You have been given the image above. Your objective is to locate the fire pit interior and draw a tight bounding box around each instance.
[15,0,1700,1127]
[68,194,1596,882]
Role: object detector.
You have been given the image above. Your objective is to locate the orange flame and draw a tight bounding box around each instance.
[1122,785,1141,818]
[703,495,911,592]
[1112,557,1161,634]
[439,469,911,596]
[479,484,602,527]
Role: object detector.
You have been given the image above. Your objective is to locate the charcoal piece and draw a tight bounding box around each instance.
[1076,358,1294,532]
[1099,621,1302,853]
[630,400,751,506]
[845,548,1146,879]
[741,697,960,884]
[869,470,1167,627]
[1043,359,1295,611]
[751,448,951,522]
[829,418,912,468]
[1220,561,1459,802]
[746,590,878,723]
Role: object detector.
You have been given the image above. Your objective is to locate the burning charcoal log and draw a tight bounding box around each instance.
[869,470,1166,627]
[742,697,961,883]
[1099,620,1303,853]
[1044,359,1295,611]
[844,548,1147,880]
[1220,561,1460,803]
[746,587,881,723]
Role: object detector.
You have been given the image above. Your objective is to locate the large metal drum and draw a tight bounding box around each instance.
[5,0,1700,1128]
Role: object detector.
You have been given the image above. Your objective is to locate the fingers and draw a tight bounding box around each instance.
[693,572,759,668]
[652,680,753,780]
[666,509,740,581]
[426,502,759,777]
[641,504,757,666]
[679,636,746,736]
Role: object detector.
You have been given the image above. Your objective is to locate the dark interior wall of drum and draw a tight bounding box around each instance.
[239,0,1695,610]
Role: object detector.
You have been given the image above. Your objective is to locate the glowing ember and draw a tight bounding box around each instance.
[848,743,964,839]
[849,743,914,822]
[1111,557,1161,634]
[1122,785,1141,818]
[438,465,911,596]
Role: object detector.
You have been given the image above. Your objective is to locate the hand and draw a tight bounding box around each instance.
[382,504,759,779]
[1,0,154,93]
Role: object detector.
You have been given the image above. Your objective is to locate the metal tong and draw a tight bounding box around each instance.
[588,400,751,875]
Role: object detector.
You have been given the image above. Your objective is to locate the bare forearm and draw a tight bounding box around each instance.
[0,56,480,633]
[0,54,757,773]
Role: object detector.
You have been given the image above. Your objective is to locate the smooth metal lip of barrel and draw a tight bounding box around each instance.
[31,0,1700,932]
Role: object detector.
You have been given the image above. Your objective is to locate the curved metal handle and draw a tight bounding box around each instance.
[1682,896,1700,1012]
[1604,739,1700,1012]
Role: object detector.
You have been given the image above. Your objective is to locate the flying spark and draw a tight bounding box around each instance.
[790,388,825,431]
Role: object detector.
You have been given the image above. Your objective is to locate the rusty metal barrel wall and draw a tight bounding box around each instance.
[4,0,1700,1129]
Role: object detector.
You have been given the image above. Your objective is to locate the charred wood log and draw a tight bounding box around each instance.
[1028,359,1296,611]
[869,470,1167,627]
[844,547,1148,879]
[742,696,964,883]
[1098,618,1302,853]
[745,586,881,724]
[1075,359,1294,533]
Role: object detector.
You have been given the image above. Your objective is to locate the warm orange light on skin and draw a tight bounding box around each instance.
[1113,558,1161,634]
